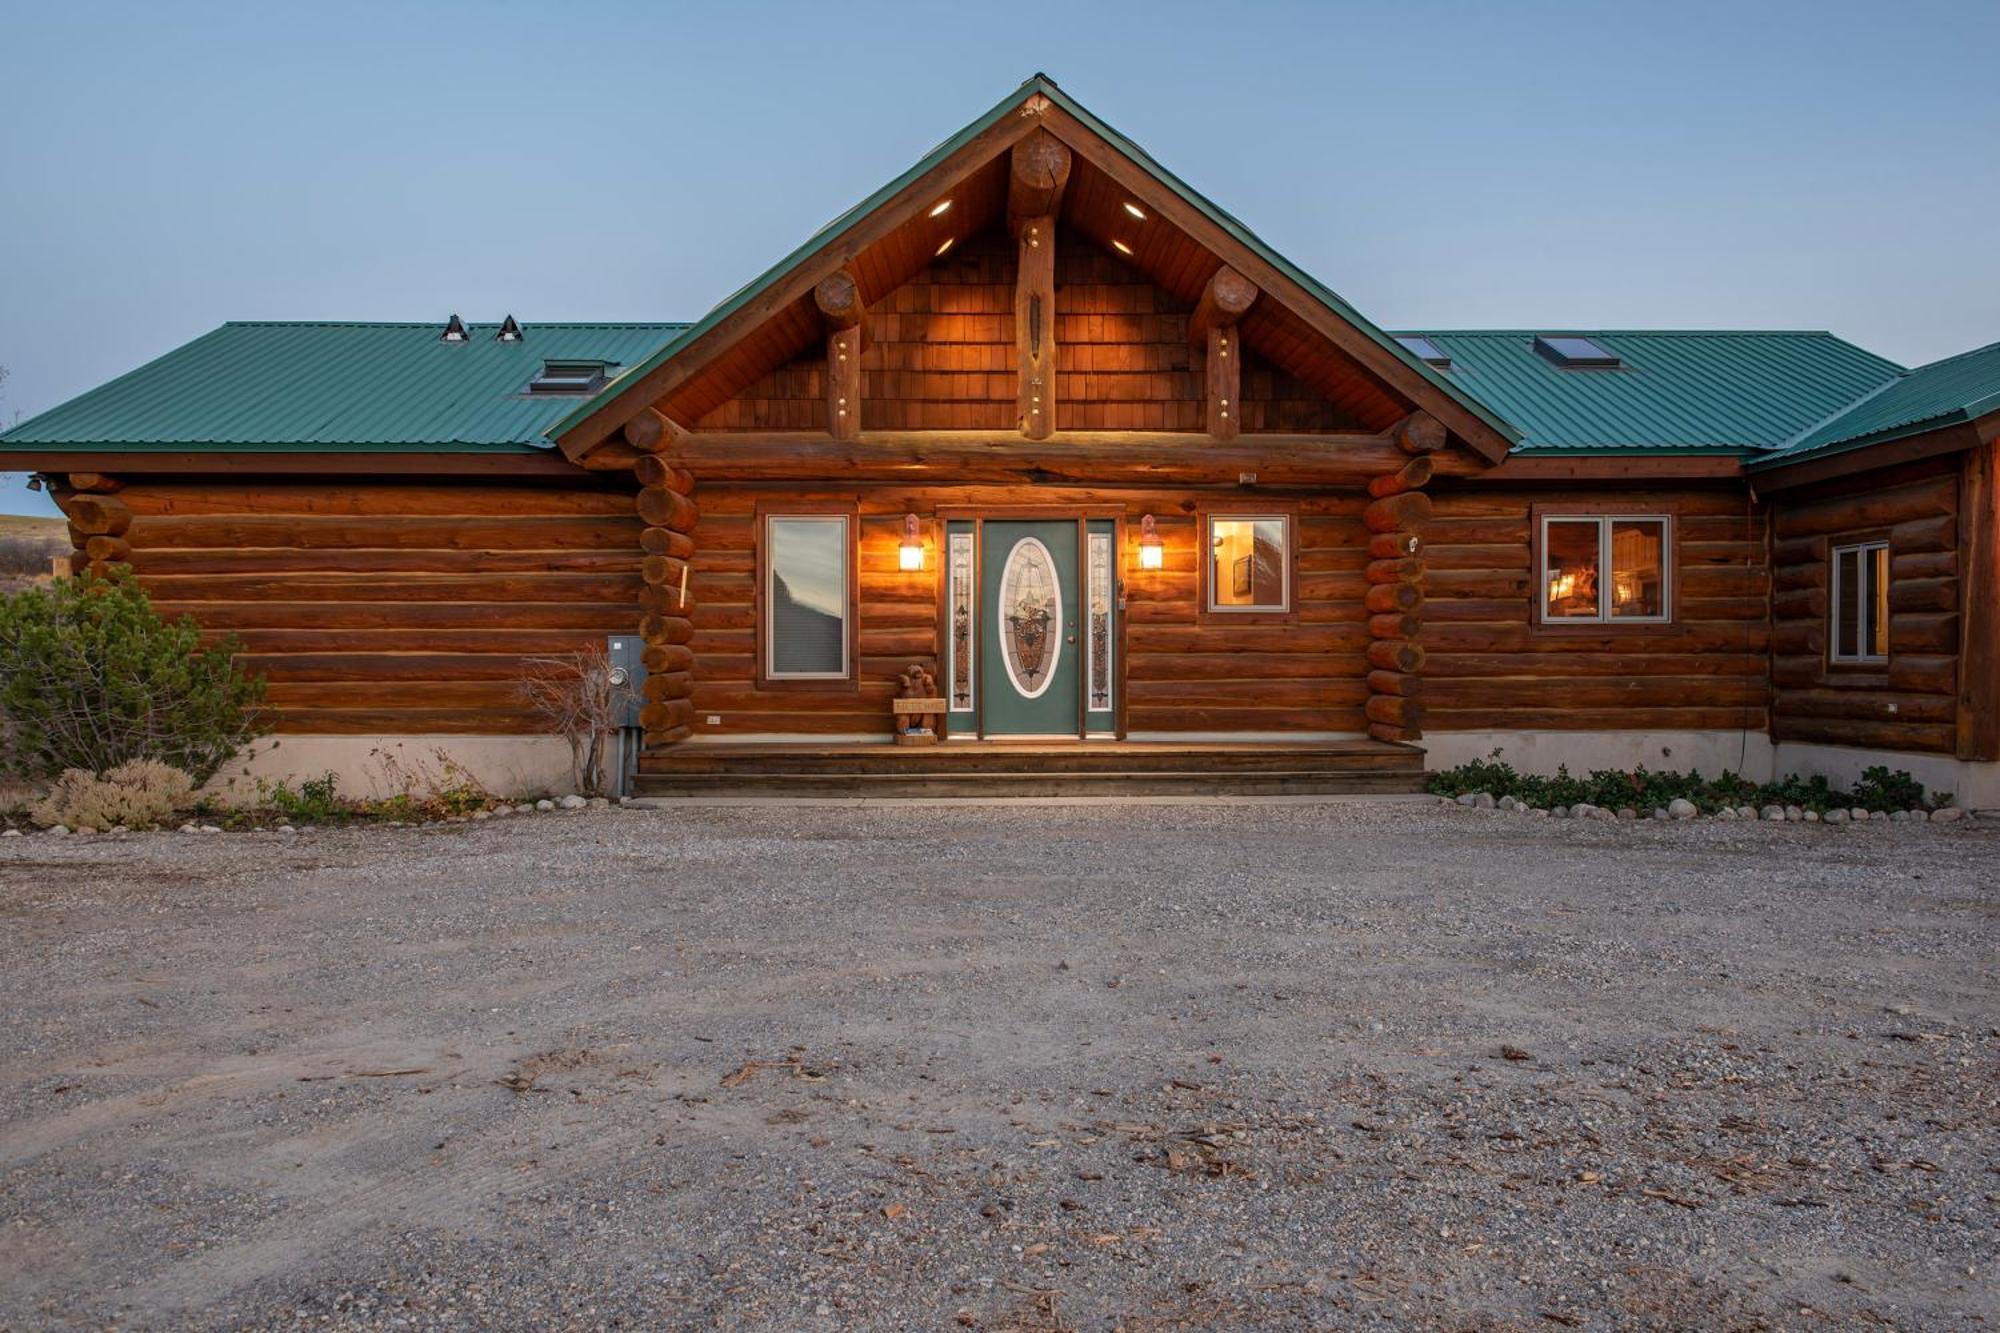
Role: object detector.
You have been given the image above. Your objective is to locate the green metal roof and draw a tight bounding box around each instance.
[548,73,1522,450]
[0,320,687,453]
[1751,338,2000,468]
[1392,330,1904,454]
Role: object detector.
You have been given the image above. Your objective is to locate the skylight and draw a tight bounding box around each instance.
[527,359,616,394]
[1396,335,1451,368]
[1534,335,1622,368]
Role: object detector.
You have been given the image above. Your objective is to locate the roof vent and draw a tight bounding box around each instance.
[440,314,469,343]
[496,315,523,342]
[527,359,615,394]
[1534,335,1621,369]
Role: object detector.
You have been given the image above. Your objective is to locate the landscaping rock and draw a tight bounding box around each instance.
[1890,810,1908,822]
[587,796,611,809]
[0,829,19,838]
[1850,808,1870,821]
[47,825,69,837]
[1906,808,1929,822]
[515,803,535,814]
[1761,805,1786,821]
[1667,798,1697,820]
[1715,807,1737,820]
[1616,806,1638,820]
[534,799,555,812]
[1784,805,1804,821]
[276,825,297,835]
[558,794,588,810]
[1825,808,1848,823]
[199,825,222,835]
[1737,805,1758,820]
[1803,809,1820,822]
[1929,807,1963,823]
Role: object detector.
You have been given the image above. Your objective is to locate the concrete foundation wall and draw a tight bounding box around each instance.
[1420,730,1775,783]
[207,735,580,804]
[1422,729,1998,809]
[1771,742,2000,811]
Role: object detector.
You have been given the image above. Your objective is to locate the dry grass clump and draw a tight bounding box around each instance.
[30,759,196,830]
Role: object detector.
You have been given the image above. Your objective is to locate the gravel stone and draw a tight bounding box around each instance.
[0,800,1992,1329]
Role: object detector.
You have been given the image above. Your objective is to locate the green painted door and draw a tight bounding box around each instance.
[980,520,1080,736]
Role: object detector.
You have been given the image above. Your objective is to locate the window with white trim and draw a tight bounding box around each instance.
[1830,541,1889,664]
[1205,515,1290,612]
[1540,515,1671,623]
[763,515,850,679]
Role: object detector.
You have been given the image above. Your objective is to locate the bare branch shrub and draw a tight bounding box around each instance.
[517,644,635,797]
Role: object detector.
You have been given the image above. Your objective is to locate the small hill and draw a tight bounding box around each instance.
[0,514,69,592]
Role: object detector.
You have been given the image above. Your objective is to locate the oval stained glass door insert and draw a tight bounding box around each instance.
[997,537,1061,698]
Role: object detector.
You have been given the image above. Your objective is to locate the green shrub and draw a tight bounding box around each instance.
[30,759,196,830]
[0,570,266,784]
[1426,750,1937,814]
[261,772,349,823]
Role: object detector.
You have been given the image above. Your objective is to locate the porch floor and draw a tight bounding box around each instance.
[633,739,1426,798]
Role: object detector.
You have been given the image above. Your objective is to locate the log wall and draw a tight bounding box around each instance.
[1767,456,1963,754]
[103,477,643,734]
[1421,484,1772,734]
[685,483,1376,737]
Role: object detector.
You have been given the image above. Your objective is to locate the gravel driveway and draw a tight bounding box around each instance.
[0,798,1993,1330]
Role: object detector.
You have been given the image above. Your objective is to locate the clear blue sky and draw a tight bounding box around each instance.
[4,0,1997,516]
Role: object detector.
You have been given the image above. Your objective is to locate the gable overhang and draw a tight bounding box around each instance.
[549,75,1521,464]
[1747,402,2000,492]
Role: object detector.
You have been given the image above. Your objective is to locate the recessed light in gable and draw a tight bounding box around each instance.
[928,199,952,218]
[1123,202,1146,221]
[1111,239,1134,256]
[935,237,954,257]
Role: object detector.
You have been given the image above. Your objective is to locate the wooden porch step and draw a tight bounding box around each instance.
[632,740,1425,798]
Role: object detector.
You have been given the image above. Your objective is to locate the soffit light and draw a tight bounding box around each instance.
[928,199,953,218]
[1123,201,1146,220]
[935,237,955,257]
[1111,239,1134,256]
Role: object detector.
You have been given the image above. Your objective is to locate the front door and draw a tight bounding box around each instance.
[980,520,1080,736]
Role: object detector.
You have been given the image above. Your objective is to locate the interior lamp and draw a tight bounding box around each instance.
[1138,514,1164,570]
[899,513,925,572]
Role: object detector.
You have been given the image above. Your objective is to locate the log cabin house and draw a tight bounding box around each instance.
[4,76,1996,802]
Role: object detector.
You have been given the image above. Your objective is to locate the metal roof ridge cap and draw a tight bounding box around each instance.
[1778,371,1908,450]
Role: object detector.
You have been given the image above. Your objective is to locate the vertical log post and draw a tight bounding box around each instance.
[1010,131,1070,441]
[625,411,700,746]
[1959,436,1999,761]
[815,271,866,442]
[1360,413,1442,743]
[1188,266,1259,441]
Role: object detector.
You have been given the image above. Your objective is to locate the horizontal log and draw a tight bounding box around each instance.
[637,487,698,531]
[641,526,697,559]
[137,572,640,605]
[638,585,695,615]
[577,441,642,472]
[1769,717,1956,753]
[1365,669,1416,697]
[1430,676,1765,710]
[1773,476,1954,538]
[1422,622,1768,654]
[1892,549,1957,580]
[132,515,639,551]
[1367,531,1422,560]
[1362,492,1433,534]
[1364,695,1422,728]
[1125,651,1367,682]
[814,270,866,332]
[1008,130,1073,227]
[1427,706,1766,732]
[1365,556,1425,584]
[1889,612,1958,653]
[1364,582,1424,615]
[1888,575,1957,613]
[645,722,694,746]
[642,671,694,703]
[66,472,123,493]
[1776,687,1956,723]
[1389,412,1446,456]
[639,699,694,732]
[153,601,628,631]
[1890,514,1955,555]
[641,615,695,645]
[642,555,692,588]
[642,642,695,674]
[1366,454,1434,499]
[1886,653,1957,694]
[660,430,1406,486]
[1367,721,1420,743]
[1367,639,1424,673]
[62,493,132,536]
[1368,612,1421,640]
[621,407,667,453]
[1186,265,1260,348]
[117,480,636,519]
[84,536,132,563]
[634,455,695,493]
[1428,651,1768,679]
[127,547,637,576]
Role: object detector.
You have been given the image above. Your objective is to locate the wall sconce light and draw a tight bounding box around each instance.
[899,513,925,571]
[1138,513,1164,570]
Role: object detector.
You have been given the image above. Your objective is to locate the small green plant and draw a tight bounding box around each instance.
[1426,750,1938,814]
[260,772,350,823]
[0,569,266,784]
[30,759,196,830]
